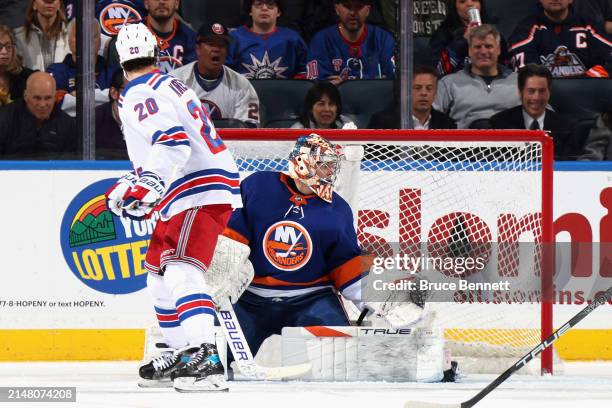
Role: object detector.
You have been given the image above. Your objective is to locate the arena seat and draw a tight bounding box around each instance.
[550,78,612,121]
[338,79,394,128]
[180,0,246,31]
[213,118,249,128]
[250,79,314,127]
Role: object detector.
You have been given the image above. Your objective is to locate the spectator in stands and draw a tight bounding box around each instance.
[509,0,612,78]
[95,69,128,160]
[434,24,519,129]
[13,0,70,71]
[226,0,308,79]
[429,0,510,76]
[171,21,261,128]
[368,64,456,129]
[0,71,78,159]
[144,0,196,73]
[307,0,395,85]
[579,113,612,161]
[490,64,576,160]
[0,25,34,102]
[573,0,612,35]
[47,19,116,99]
[291,81,355,129]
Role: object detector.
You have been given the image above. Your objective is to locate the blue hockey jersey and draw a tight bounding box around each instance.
[307,24,395,81]
[226,26,308,79]
[224,171,366,297]
[146,19,197,74]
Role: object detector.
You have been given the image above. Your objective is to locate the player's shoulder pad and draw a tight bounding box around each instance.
[330,191,354,219]
[120,71,171,100]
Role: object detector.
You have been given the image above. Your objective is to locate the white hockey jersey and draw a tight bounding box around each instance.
[118,70,242,220]
[170,62,260,127]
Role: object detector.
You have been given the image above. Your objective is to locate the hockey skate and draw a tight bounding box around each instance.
[138,345,184,388]
[172,343,228,392]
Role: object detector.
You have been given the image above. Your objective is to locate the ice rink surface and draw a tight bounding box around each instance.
[0,361,610,408]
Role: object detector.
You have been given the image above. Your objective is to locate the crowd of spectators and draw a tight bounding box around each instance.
[0,0,611,161]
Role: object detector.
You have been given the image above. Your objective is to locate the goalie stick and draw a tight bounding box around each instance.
[215,299,312,380]
[404,286,612,408]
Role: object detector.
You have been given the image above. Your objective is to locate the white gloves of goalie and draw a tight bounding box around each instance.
[206,235,254,305]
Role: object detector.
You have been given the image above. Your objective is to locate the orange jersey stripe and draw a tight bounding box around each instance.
[222,227,249,245]
[329,255,374,289]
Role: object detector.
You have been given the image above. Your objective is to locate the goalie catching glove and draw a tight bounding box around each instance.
[205,235,254,305]
[120,172,166,220]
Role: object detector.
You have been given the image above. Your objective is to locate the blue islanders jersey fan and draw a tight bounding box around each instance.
[510,8,612,78]
[66,1,147,49]
[146,18,197,74]
[307,24,395,81]
[47,54,117,94]
[226,26,308,79]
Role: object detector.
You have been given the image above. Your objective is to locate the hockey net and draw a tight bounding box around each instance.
[219,129,555,375]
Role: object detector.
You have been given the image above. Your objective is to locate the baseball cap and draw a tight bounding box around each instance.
[197,22,232,45]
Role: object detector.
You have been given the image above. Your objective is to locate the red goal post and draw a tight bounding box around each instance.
[217,129,555,375]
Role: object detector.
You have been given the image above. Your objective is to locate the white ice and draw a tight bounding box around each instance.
[0,361,610,408]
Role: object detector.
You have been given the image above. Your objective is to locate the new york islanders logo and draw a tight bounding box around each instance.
[99,3,143,37]
[263,221,312,271]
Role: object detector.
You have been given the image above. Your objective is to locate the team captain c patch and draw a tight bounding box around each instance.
[263,221,312,271]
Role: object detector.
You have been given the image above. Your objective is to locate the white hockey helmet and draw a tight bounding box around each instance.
[115,23,158,66]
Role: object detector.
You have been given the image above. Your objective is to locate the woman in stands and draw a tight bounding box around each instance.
[13,0,70,71]
[580,113,612,161]
[429,0,509,76]
[0,25,34,104]
[291,82,356,129]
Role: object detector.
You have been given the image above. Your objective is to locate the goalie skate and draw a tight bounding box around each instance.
[138,345,184,388]
[172,343,228,392]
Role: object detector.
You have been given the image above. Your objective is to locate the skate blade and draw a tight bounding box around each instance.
[138,378,173,388]
[173,375,229,392]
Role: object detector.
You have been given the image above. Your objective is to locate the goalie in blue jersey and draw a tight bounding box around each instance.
[220,134,425,360]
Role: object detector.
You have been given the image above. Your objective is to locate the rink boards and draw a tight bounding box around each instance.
[0,162,610,361]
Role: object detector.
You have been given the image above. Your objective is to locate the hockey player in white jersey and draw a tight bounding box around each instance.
[105,23,242,392]
[171,21,260,128]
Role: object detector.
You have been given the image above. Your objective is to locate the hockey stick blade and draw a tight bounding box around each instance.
[216,301,312,380]
[405,286,612,408]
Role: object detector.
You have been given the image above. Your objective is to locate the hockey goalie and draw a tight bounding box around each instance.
[216,134,444,382]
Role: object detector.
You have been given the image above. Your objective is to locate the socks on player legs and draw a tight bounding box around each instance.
[146,272,188,349]
[164,263,216,347]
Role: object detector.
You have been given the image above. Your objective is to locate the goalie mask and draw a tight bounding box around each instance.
[288,134,343,203]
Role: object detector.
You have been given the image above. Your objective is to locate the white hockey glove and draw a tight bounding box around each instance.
[120,172,166,220]
[366,301,427,328]
[105,172,138,217]
[205,235,254,304]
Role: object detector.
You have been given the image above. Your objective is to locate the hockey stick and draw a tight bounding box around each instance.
[215,300,312,380]
[404,286,612,408]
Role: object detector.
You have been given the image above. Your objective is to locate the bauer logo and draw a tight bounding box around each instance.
[263,221,312,271]
[60,179,155,294]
